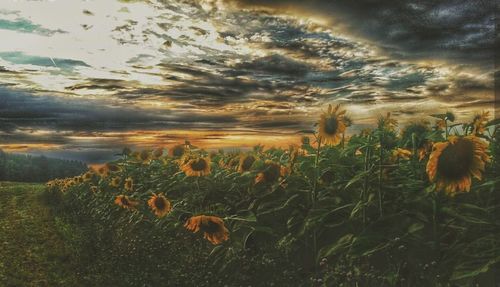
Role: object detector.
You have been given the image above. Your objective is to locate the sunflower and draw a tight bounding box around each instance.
[82,171,93,182]
[184,215,229,245]
[137,149,151,164]
[152,147,164,159]
[168,144,186,158]
[471,111,490,135]
[124,177,133,191]
[426,136,490,195]
[181,156,211,177]
[90,186,98,193]
[114,195,140,209]
[110,176,121,188]
[96,166,109,177]
[400,121,432,160]
[147,194,172,218]
[238,154,256,172]
[255,160,282,184]
[318,104,347,146]
[392,148,412,161]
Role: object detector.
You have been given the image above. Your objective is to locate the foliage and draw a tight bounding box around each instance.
[0,149,87,182]
[45,109,499,286]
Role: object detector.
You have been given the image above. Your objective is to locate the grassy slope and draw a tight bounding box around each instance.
[0,182,79,287]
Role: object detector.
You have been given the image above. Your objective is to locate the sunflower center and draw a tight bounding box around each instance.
[190,159,207,171]
[263,164,280,182]
[241,156,255,170]
[324,117,338,135]
[437,139,474,180]
[202,219,220,234]
[154,197,166,210]
[121,197,130,206]
[172,146,184,157]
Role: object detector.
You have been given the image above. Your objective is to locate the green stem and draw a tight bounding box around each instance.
[311,136,322,271]
[378,139,383,218]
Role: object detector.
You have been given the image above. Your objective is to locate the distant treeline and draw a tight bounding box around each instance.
[0,149,88,183]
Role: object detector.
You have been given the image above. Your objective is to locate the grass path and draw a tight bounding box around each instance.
[0,182,79,287]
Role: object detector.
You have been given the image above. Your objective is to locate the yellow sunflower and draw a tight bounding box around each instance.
[82,171,93,182]
[114,195,140,209]
[471,111,490,135]
[255,160,282,184]
[392,148,412,161]
[168,144,186,158]
[124,177,133,191]
[426,136,490,195]
[147,194,172,218]
[110,176,121,188]
[184,215,229,245]
[238,154,256,172]
[318,104,347,146]
[181,156,211,177]
[96,165,109,178]
[90,186,98,193]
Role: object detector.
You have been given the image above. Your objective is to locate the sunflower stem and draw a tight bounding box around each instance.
[378,137,383,218]
[311,136,322,272]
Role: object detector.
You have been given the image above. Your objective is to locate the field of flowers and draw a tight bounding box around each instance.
[45,105,499,286]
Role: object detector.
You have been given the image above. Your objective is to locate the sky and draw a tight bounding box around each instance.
[0,0,496,163]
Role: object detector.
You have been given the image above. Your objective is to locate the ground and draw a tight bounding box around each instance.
[0,182,78,287]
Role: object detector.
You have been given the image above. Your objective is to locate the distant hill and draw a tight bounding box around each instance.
[0,149,87,183]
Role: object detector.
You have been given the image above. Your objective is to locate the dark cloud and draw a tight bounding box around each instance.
[234,54,312,77]
[228,0,495,66]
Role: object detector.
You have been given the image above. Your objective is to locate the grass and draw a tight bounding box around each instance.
[0,182,80,287]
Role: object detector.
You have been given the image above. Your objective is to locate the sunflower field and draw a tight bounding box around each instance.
[45,106,499,287]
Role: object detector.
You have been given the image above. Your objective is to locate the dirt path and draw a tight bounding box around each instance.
[0,182,78,287]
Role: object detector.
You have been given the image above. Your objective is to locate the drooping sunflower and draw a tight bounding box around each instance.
[181,156,211,177]
[426,136,490,195]
[378,112,398,131]
[255,160,282,184]
[114,195,140,209]
[238,154,256,172]
[318,104,347,146]
[124,177,133,191]
[147,194,172,218]
[168,144,186,158]
[184,215,229,245]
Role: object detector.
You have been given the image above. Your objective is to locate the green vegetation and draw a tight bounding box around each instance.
[44,109,500,286]
[0,182,80,286]
[0,150,87,182]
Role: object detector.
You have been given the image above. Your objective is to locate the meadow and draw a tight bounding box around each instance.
[45,105,499,286]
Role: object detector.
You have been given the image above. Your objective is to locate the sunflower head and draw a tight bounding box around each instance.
[110,176,121,187]
[169,144,186,158]
[318,104,347,146]
[181,156,211,177]
[124,177,133,191]
[152,147,164,159]
[137,150,151,163]
[90,186,98,193]
[122,147,132,156]
[238,154,256,172]
[147,194,172,218]
[426,136,490,195]
[184,215,229,245]
[114,195,139,209]
[401,121,431,150]
[255,160,282,184]
[471,111,490,135]
[97,166,109,177]
[82,171,94,182]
